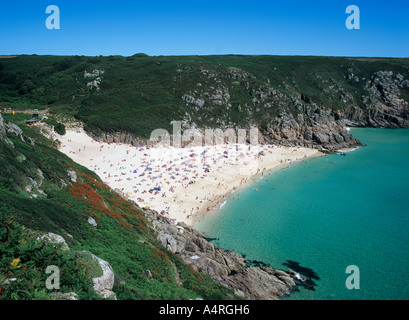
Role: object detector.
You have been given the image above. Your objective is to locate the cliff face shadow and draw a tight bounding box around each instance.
[283,260,320,291]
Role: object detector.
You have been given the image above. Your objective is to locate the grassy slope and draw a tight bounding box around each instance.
[0,113,236,300]
[1,54,408,139]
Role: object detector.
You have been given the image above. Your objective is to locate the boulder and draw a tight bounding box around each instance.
[145,269,153,281]
[38,232,70,251]
[0,114,5,141]
[88,216,98,228]
[216,267,291,300]
[90,253,116,299]
[49,292,79,300]
[67,170,77,183]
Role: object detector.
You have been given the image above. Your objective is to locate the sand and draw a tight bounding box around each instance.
[56,128,322,226]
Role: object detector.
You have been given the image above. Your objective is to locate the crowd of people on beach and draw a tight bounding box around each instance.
[97,143,269,210]
[60,130,311,224]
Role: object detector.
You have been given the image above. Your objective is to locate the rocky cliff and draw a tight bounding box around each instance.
[261,70,409,152]
[145,208,309,300]
[84,67,409,153]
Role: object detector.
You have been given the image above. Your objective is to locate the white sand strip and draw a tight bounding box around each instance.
[56,128,322,226]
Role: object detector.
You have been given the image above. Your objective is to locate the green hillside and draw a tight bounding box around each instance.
[0,112,236,300]
[1,54,408,140]
[2,54,408,300]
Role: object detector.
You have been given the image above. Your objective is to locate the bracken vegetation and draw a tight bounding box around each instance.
[0,113,236,300]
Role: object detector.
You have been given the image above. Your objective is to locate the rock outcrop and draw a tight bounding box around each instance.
[340,71,409,128]
[37,232,70,251]
[0,113,35,147]
[90,253,116,299]
[88,216,98,228]
[1,114,21,144]
[263,105,361,153]
[147,209,300,300]
[49,292,79,300]
[37,232,117,299]
[0,114,5,141]
[260,70,409,152]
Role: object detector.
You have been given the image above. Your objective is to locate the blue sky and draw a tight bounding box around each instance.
[0,0,408,57]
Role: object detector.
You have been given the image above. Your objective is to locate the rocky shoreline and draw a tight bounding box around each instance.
[144,207,308,300]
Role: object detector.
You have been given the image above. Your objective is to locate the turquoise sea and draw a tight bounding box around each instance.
[195,128,409,300]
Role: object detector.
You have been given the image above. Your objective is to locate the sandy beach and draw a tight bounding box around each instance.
[56,128,322,226]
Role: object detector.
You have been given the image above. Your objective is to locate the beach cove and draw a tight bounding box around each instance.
[55,127,322,227]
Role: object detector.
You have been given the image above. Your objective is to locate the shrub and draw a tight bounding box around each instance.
[0,220,98,300]
[44,119,66,135]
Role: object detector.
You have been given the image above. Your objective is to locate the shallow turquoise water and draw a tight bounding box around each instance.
[195,128,409,300]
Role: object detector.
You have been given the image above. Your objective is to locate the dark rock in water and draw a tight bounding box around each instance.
[283,260,319,291]
[283,260,320,280]
[247,259,270,268]
[203,236,219,242]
